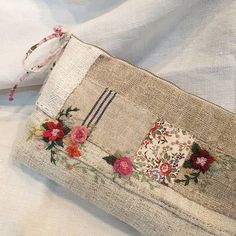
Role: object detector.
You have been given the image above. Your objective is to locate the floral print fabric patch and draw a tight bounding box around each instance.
[135,118,195,186]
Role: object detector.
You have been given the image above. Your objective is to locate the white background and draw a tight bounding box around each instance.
[0,0,235,235]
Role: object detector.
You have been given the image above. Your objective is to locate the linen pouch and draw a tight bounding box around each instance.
[12,28,236,236]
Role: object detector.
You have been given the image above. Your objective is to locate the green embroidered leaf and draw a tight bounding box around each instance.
[65,106,79,116]
[57,106,80,120]
[42,137,49,144]
[170,174,176,178]
[103,155,117,166]
[191,142,201,154]
[184,178,190,186]
[42,123,48,130]
[190,172,199,177]
[194,177,198,184]
[72,107,79,112]
[174,179,182,183]
[184,175,190,179]
[173,167,178,172]
[55,139,64,147]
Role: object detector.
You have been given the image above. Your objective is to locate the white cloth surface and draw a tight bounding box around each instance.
[0,0,235,235]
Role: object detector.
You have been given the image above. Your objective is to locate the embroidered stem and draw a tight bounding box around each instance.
[175,171,201,185]
[50,149,56,165]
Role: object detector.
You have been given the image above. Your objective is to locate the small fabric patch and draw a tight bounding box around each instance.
[63,78,156,155]
[135,119,195,186]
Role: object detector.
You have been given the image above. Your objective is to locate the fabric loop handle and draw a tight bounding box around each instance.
[8,25,71,101]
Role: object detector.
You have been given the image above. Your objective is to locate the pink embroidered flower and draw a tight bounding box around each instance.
[43,121,64,141]
[113,156,133,176]
[70,125,88,144]
[159,162,172,176]
[190,150,215,172]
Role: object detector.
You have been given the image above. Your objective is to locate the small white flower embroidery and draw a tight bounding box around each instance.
[52,129,60,136]
[196,157,207,166]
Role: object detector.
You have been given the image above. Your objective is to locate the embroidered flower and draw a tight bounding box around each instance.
[151,170,161,182]
[43,121,64,141]
[190,150,215,172]
[150,121,159,132]
[28,106,91,165]
[113,156,133,176]
[175,143,217,186]
[70,125,88,144]
[159,162,172,176]
[143,139,151,145]
[66,145,81,158]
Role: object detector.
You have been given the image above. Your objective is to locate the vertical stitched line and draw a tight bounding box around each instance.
[87,90,112,127]
[82,88,108,125]
[94,92,117,126]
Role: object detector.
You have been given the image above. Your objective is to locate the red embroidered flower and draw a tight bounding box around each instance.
[43,121,64,141]
[143,138,151,145]
[190,150,215,172]
[150,121,159,132]
[66,145,81,158]
[159,162,172,176]
[113,156,133,176]
[70,125,88,144]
